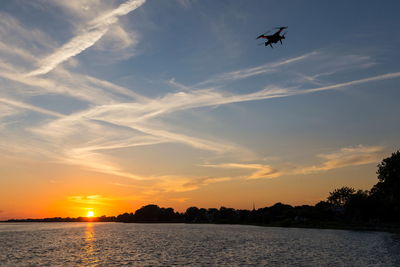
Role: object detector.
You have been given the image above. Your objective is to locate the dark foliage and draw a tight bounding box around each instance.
[370,150,400,221]
[328,187,355,207]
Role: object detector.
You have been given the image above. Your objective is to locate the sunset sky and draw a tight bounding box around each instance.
[1,0,399,219]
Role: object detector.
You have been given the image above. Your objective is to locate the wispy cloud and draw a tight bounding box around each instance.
[201,145,386,180]
[1,66,145,106]
[155,176,232,192]
[28,69,400,181]
[67,194,140,206]
[112,175,231,193]
[204,163,281,179]
[49,0,112,20]
[301,72,400,94]
[164,71,400,114]
[196,52,319,87]
[67,195,112,206]
[297,145,385,174]
[0,104,21,121]
[176,0,192,9]
[63,146,150,180]
[0,97,64,118]
[170,197,190,203]
[27,0,146,76]
[184,176,232,189]
[0,13,55,71]
[95,23,138,52]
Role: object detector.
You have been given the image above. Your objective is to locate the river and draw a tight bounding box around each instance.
[1,223,399,266]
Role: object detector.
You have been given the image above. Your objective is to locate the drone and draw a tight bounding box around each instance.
[256,26,288,48]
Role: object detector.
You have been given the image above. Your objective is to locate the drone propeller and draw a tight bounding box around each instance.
[255,30,270,39]
[275,26,288,29]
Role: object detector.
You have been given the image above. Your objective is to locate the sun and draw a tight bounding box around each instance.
[87,210,94,217]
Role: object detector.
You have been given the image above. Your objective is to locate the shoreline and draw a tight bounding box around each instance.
[2,220,399,234]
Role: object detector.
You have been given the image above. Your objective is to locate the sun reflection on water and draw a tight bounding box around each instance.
[82,223,99,266]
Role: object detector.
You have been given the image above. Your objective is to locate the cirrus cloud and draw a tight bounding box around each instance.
[298,145,385,174]
[27,0,146,76]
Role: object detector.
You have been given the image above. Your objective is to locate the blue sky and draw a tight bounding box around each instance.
[0,0,399,218]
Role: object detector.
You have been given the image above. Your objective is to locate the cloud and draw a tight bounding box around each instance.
[167,78,193,92]
[176,0,192,9]
[0,66,145,106]
[7,64,394,141]
[0,97,64,118]
[0,13,55,71]
[27,27,108,76]
[49,0,110,20]
[202,145,386,179]
[127,123,238,153]
[170,197,190,203]
[14,58,400,185]
[297,145,385,174]
[67,195,117,206]
[0,42,37,65]
[196,52,319,86]
[204,163,281,179]
[63,147,149,180]
[288,145,380,175]
[112,176,229,194]
[155,176,232,192]
[26,69,400,181]
[27,0,146,76]
[0,104,20,121]
[183,176,232,189]
[95,23,138,51]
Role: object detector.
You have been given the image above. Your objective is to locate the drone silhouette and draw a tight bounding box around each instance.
[256,26,288,48]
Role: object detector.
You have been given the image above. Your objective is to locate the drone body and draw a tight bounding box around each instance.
[256,26,288,48]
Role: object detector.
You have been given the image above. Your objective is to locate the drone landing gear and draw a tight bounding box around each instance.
[265,42,273,48]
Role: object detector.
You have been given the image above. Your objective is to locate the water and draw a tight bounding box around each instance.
[0,223,399,266]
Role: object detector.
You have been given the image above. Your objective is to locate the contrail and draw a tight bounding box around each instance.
[27,0,146,77]
[0,97,64,118]
[301,72,400,94]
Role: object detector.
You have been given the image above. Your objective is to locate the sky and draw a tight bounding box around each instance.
[0,0,399,219]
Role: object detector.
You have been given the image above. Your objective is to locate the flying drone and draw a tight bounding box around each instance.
[256,26,288,48]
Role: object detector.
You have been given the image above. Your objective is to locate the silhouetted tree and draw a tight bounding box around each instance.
[327,187,355,207]
[116,212,135,222]
[370,150,400,221]
[134,204,162,222]
[294,205,320,221]
[268,203,294,219]
[314,201,334,220]
[215,207,239,223]
[344,190,370,221]
[185,207,200,223]
[206,208,219,223]
[237,209,252,224]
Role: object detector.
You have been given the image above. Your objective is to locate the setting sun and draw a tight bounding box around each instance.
[87,211,94,217]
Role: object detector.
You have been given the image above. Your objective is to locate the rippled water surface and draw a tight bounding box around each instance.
[1,223,399,266]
